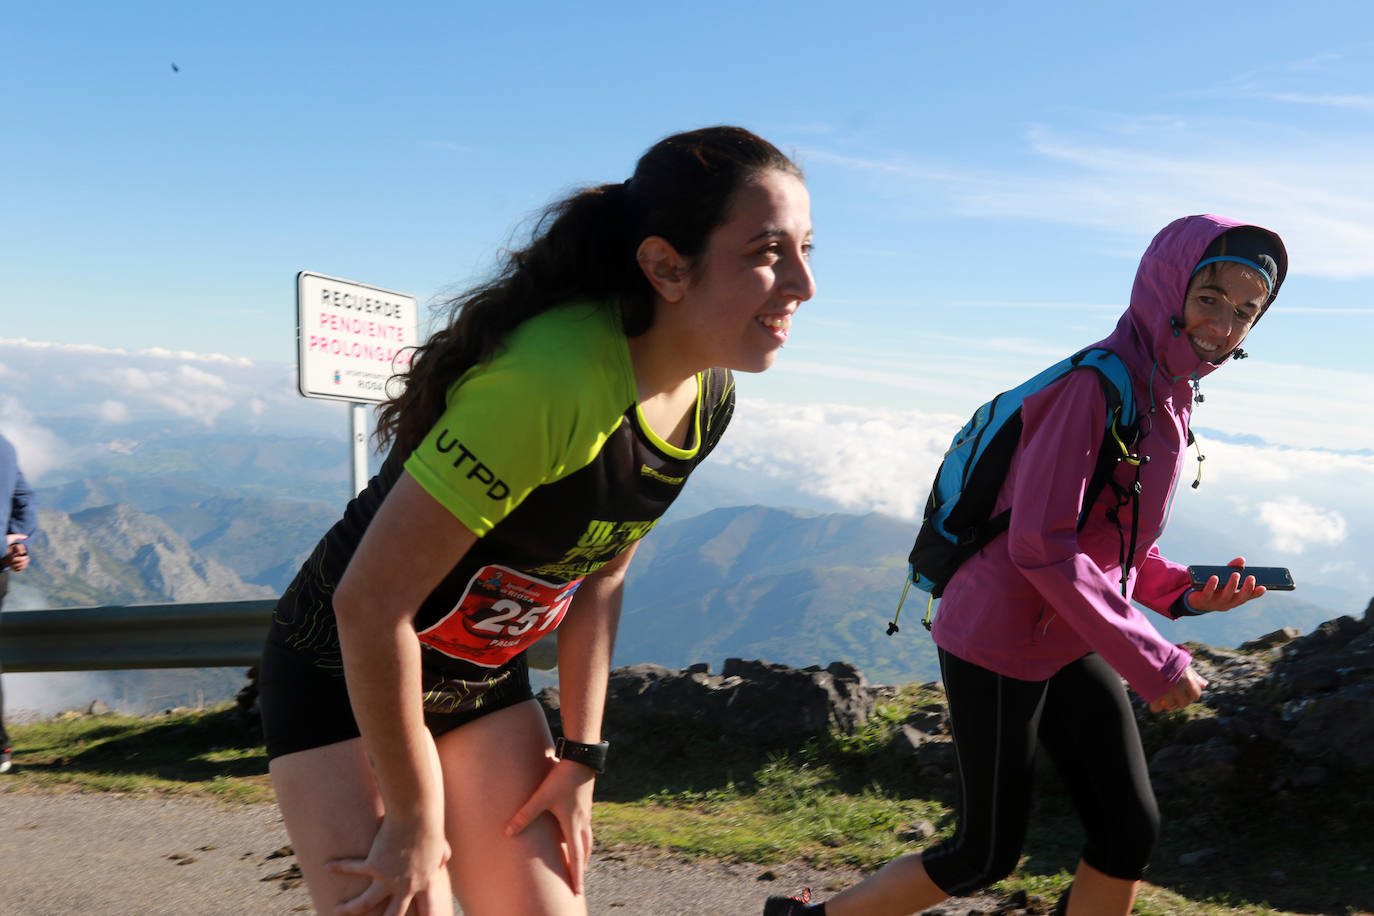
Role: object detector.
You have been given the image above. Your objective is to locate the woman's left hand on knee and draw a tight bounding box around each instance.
[504,758,598,894]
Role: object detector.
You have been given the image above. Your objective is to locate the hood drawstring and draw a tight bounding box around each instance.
[1187,377,1206,489]
[1190,428,1205,489]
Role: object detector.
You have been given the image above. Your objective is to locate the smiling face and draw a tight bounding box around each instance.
[1181,261,1269,362]
[675,168,815,373]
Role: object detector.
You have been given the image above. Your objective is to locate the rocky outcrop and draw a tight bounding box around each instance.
[541,597,1374,798]
[1143,597,1374,792]
[539,658,876,751]
[24,505,275,607]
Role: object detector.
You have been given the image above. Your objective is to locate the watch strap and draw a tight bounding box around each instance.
[554,737,609,774]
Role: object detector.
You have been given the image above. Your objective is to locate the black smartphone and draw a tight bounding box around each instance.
[1187,565,1295,591]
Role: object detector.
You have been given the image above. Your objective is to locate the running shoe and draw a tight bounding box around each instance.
[0,747,11,774]
[763,887,812,915]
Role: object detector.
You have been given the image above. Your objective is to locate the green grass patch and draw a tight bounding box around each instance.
[2,704,273,804]
[5,695,1372,914]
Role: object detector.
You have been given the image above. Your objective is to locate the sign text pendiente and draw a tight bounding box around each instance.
[297,271,419,404]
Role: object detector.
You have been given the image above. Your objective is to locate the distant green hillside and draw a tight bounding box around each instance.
[619,506,938,685]
[15,475,1352,709]
[617,505,1351,686]
[40,432,355,505]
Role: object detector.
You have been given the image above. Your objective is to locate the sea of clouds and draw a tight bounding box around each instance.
[2,337,1370,610]
[715,398,1373,609]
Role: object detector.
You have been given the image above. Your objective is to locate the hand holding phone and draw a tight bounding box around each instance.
[1183,557,1289,614]
[1187,564,1294,591]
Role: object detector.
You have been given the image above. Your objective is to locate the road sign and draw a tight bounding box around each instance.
[297,271,419,404]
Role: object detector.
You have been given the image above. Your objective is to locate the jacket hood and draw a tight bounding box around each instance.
[1120,214,1288,382]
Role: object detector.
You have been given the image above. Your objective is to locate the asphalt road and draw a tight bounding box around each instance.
[0,792,885,916]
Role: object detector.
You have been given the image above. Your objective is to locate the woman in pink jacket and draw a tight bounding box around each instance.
[767,215,1286,916]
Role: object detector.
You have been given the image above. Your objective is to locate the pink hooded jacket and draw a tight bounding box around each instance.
[931,215,1288,703]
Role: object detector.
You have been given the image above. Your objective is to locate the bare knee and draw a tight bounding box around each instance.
[269,740,387,911]
[437,701,585,914]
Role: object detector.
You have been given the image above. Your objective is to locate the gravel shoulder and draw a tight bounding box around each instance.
[0,791,1008,915]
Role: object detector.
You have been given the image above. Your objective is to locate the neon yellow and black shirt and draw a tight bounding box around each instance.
[270,300,734,693]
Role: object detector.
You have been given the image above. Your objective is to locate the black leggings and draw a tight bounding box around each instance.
[922,648,1159,895]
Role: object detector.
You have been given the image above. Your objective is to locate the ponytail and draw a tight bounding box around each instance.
[378,126,800,456]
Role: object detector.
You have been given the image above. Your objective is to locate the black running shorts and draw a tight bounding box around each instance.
[258,640,535,761]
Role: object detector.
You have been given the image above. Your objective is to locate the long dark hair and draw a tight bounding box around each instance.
[376,126,801,455]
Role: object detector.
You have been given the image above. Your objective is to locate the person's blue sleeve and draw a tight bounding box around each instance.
[10,466,37,536]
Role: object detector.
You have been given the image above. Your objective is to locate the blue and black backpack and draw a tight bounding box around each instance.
[890,347,1143,635]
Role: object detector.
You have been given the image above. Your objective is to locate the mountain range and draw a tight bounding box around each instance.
[14,470,1351,694]
[3,339,1368,718]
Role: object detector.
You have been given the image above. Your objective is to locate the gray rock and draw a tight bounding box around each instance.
[888,725,931,759]
[1148,737,1237,790]
[1284,684,1374,766]
[1178,848,1217,866]
[1241,626,1301,653]
[1289,665,1342,695]
[897,819,937,842]
[914,736,955,774]
[543,657,880,751]
[1290,765,1329,788]
[1174,716,1230,745]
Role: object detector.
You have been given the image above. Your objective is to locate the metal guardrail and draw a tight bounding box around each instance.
[0,600,557,672]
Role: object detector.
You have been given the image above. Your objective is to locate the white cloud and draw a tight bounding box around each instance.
[714,399,963,520]
[1,341,343,440]
[1256,497,1348,554]
[175,364,229,389]
[0,398,69,480]
[716,399,1374,539]
[1194,436,1374,486]
[104,365,236,424]
[1193,359,1374,452]
[808,121,1374,279]
[96,401,130,423]
[0,337,253,367]
[99,439,140,456]
[1268,92,1374,112]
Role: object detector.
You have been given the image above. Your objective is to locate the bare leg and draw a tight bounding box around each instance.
[270,737,454,915]
[823,852,948,916]
[1064,860,1138,916]
[438,699,587,916]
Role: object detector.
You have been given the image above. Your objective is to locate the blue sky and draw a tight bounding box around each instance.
[3,3,1373,606]
[5,2,1372,376]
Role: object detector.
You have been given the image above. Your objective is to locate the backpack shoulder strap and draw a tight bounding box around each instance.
[1071,348,1141,531]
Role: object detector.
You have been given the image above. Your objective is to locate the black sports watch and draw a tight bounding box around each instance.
[554,737,610,774]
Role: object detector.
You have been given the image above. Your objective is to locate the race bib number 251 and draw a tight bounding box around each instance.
[417,564,582,668]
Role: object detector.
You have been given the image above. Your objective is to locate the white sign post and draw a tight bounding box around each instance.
[296,272,420,497]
